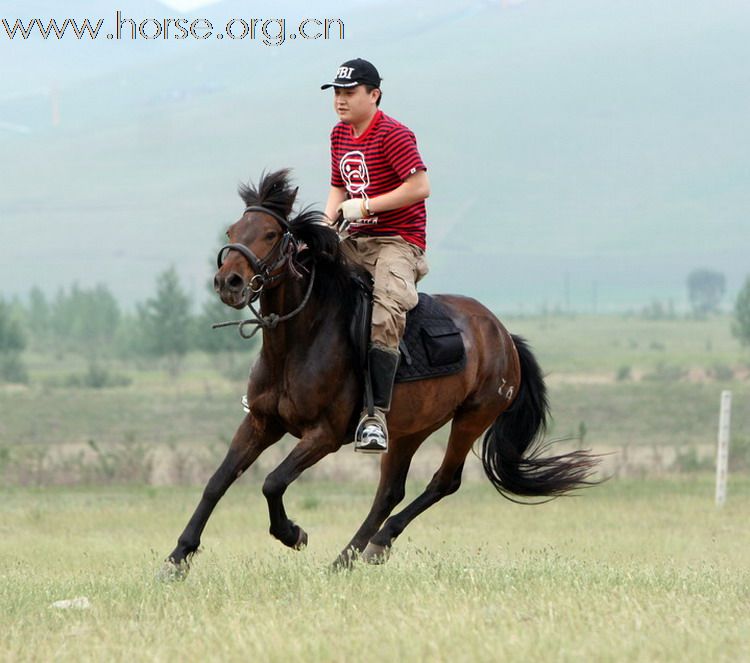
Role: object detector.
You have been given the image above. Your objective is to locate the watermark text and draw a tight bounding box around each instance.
[1,12,345,46]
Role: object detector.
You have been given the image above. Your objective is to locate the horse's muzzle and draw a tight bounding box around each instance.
[214,270,249,308]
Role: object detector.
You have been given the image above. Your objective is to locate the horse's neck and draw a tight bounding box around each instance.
[257,276,327,360]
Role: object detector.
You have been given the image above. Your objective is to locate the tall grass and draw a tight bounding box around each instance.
[1,479,748,662]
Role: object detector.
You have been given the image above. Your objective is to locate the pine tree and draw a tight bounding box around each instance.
[687,269,726,318]
[137,267,192,376]
[0,299,27,383]
[732,276,750,347]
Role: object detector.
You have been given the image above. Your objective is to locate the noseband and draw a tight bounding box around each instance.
[216,205,300,302]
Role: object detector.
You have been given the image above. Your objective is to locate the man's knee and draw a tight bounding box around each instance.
[374,260,418,311]
[371,304,405,349]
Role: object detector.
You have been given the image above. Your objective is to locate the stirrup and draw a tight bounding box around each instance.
[354,411,388,454]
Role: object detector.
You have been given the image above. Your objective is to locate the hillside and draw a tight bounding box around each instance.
[1,0,748,312]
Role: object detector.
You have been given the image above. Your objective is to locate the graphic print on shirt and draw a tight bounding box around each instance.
[339,150,378,226]
[339,150,370,196]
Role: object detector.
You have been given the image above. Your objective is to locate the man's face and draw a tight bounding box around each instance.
[333,85,379,125]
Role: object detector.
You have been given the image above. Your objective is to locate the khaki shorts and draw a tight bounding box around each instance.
[340,235,429,350]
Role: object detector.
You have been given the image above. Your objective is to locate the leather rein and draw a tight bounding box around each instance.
[213,205,316,339]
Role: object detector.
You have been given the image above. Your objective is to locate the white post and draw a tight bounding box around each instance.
[715,390,732,507]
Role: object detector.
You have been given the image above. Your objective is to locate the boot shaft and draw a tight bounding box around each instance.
[368,344,400,412]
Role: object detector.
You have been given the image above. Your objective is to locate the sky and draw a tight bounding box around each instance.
[0,0,747,314]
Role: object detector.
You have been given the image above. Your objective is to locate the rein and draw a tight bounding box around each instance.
[212,264,316,339]
[213,205,314,339]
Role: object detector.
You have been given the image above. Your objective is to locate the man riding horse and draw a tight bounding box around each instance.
[161,62,598,577]
[322,58,430,453]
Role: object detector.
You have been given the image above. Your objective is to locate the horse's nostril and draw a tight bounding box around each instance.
[227,273,244,291]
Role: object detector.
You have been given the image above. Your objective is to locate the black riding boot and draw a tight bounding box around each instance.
[355,344,400,453]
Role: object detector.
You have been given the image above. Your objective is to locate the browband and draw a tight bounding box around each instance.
[244,205,290,229]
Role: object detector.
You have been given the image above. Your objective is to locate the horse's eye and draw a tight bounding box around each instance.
[265,232,277,241]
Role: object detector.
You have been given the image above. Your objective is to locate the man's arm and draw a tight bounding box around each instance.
[337,170,431,221]
[325,186,348,223]
[367,169,430,215]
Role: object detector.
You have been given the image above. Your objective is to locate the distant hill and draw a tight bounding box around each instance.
[1,0,748,313]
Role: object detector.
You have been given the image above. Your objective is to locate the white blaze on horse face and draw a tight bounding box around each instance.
[340,150,370,196]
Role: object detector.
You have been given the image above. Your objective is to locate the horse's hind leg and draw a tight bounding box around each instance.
[332,432,427,569]
[363,412,492,563]
[164,414,281,576]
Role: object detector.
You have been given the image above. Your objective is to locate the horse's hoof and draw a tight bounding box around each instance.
[361,542,390,564]
[293,526,308,550]
[157,559,190,583]
[330,548,357,571]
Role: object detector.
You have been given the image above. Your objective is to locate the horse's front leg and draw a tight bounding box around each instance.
[164,414,282,575]
[262,425,341,549]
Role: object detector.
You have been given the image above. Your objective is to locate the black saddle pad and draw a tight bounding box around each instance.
[396,293,466,382]
[349,282,466,383]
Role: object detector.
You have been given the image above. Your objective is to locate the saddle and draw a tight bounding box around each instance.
[349,277,466,383]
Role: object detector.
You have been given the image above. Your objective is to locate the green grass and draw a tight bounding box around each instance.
[544,381,750,448]
[2,314,748,485]
[1,478,748,662]
[506,314,745,374]
[3,377,747,453]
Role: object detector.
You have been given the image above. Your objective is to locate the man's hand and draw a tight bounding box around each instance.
[337,198,368,221]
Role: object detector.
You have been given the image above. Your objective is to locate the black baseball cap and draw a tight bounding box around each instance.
[320,58,381,90]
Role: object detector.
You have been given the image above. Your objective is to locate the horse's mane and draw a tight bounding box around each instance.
[238,168,298,220]
[238,169,363,320]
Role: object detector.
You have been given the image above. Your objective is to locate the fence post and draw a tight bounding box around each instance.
[715,390,732,507]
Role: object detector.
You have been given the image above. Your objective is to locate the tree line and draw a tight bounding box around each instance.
[0,266,253,383]
[1,267,749,384]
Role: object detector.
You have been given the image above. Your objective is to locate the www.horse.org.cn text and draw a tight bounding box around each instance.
[1,13,346,46]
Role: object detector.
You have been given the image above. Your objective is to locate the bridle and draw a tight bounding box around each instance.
[216,205,299,301]
[213,205,316,339]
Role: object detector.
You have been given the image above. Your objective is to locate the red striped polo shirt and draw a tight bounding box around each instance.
[330,110,427,250]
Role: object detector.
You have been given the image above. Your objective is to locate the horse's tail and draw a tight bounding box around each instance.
[480,334,598,502]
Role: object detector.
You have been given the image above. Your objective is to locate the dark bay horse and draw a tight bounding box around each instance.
[165,169,598,574]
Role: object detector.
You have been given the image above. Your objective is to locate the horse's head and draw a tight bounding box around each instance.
[214,170,299,308]
[214,206,296,308]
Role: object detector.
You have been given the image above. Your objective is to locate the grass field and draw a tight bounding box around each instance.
[2,315,749,661]
[1,478,748,662]
[1,314,747,485]
[507,314,745,374]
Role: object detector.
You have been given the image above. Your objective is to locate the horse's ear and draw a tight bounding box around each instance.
[283,186,299,217]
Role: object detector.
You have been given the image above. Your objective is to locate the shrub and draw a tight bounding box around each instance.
[710,363,734,381]
[672,446,713,473]
[63,362,132,389]
[616,365,632,381]
[0,354,28,384]
[728,436,750,473]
